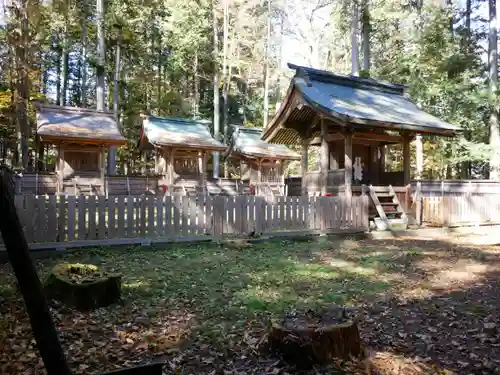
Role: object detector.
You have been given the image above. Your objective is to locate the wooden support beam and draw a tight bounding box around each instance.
[56,145,63,194]
[415,133,423,180]
[0,168,72,375]
[320,116,329,195]
[403,134,411,185]
[202,152,208,179]
[198,151,206,190]
[257,158,263,195]
[344,130,353,199]
[370,146,379,185]
[279,160,285,195]
[168,148,175,194]
[301,140,308,196]
[379,145,385,177]
[100,146,106,195]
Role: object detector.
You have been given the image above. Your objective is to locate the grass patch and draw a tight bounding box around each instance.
[5,236,496,374]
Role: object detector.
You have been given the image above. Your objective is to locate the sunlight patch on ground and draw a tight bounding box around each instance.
[321,258,377,276]
[337,239,361,250]
[112,309,197,358]
[430,260,490,288]
[123,280,150,289]
[366,350,454,375]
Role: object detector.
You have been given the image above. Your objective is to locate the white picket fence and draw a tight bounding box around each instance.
[0,195,370,249]
[422,195,500,226]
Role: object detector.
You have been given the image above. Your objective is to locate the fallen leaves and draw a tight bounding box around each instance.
[1,237,500,374]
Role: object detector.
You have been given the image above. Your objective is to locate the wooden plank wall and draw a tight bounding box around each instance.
[413,180,500,197]
[15,174,250,196]
[422,195,500,226]
[0,195,369,246]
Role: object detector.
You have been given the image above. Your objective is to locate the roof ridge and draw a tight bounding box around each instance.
[34,102,116,116]
[148,115,211,125]
[235,126,263,134]
[288,63,406,95]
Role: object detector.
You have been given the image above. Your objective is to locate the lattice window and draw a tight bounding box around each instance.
[174,158,198,175]
[263,166,280,183]
[65,151,99,171]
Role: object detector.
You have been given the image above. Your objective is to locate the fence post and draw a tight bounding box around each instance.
[416,181,422,226]
[362,194,369,231]
[441,196,449,228]
[212,196,224,241]
[255,197,264,235]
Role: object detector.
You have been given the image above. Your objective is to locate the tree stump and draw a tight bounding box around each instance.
[44,263,121,310]
[268,307,361,368]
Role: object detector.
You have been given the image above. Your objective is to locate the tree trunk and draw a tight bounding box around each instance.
[222,0,229,178]
[96,0,106,112]
[213,1,220,179]
[489,0,500,179]
[194,51,200,119]
[276,12,285,103]
[351,0,359,76]
[263,0,271,127]
[466,0,472,32]
[8,48,16,167]
[60,28,68,106]
[108,27,122,176]
[42,52,48,96]
[361,0,370,73]
[223,28,236,178]
[157,34,162,115]
[15,1,29,170]
[55,38,61,107]
[81,0,88,107]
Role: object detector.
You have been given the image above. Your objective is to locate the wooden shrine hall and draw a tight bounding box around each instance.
[138,115,227,195]
[261,64,460,229]
[227,126,300,195]
[35,103,127,195]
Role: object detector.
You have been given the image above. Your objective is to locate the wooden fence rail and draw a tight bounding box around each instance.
[413,180,500,196]
[0,195,369,249]
[422,195,500,226]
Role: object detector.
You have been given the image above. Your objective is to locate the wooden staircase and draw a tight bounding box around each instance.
[368,185,408,230]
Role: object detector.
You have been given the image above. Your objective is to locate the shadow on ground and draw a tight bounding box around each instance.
[0,235,499,374]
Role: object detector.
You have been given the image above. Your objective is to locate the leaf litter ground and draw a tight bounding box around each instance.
[1,233,500,374]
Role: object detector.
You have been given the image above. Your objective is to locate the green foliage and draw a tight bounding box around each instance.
[0,0,497,177]
[372,5,490,178]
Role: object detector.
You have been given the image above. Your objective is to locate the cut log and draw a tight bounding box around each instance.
[268,307,361,368]
[44,263,121,310]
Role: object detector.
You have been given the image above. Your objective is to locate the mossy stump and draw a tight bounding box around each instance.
[44,263,121,310]
[268,307,361,368]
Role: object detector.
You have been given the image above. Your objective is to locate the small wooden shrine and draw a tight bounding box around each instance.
[227,126,300,195]
[262,64,460,228]
[35,103,127,195]
[138,115,227,195]
[262,64,460,196]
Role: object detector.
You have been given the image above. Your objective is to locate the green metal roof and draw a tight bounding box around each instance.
[232,126,300,160]
[140,115,226,151]
[292,64,460,133]
[262,64,460,143]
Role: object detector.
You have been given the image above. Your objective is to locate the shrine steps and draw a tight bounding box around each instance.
[368,185,408,231]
